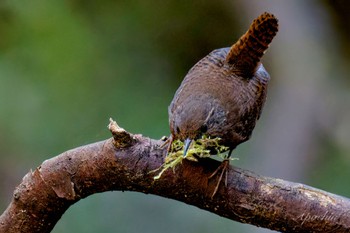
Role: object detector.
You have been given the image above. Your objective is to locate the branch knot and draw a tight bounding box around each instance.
[108,118,136,148]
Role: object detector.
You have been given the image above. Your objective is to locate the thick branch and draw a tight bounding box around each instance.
[1,121,350,233]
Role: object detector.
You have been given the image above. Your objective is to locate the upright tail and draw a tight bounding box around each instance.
[226,12,279,77]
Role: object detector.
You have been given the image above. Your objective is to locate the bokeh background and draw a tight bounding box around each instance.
[1,0,350,232]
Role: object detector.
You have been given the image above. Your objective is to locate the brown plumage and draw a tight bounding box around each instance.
[168,12,278,156]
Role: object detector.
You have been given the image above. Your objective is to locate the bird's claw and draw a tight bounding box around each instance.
[208,159,230,198]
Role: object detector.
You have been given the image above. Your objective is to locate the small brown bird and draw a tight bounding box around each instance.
[167,12,278,196]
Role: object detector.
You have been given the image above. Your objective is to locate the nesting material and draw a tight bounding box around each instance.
[153,136,234,180]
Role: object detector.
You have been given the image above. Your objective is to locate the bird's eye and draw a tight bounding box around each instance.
[200,124,208,133]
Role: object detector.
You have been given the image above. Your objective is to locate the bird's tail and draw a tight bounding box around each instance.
[226,12,279,77]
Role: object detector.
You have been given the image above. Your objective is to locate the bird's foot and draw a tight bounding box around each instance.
[208,159,230,198]
[159,135,173,153]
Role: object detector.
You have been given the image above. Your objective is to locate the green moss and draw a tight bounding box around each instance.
[153,136,231,180]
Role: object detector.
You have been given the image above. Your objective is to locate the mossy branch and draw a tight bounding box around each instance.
[1,120,350,233]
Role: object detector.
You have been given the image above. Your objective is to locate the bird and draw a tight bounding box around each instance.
[167,12,279,197]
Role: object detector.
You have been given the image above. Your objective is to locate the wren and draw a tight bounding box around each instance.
[167,12,278,195]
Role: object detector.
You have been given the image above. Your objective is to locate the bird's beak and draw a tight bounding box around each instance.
[183,138,192,157]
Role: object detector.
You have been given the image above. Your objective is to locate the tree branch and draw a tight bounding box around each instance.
[1,120,350,233]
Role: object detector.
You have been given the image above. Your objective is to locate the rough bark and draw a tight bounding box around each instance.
[1,120,350,233]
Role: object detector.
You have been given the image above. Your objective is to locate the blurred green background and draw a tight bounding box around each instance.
[1,1,350,232]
